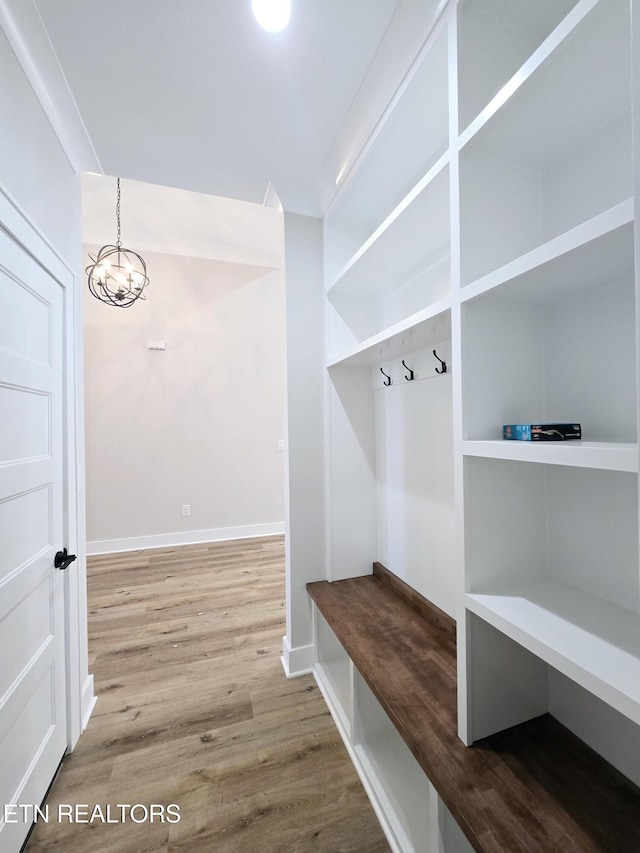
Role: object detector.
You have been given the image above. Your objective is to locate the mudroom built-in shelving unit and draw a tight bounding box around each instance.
[302,0,640,849]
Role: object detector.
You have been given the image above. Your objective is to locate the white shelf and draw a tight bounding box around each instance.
[315,662,352,740]
[355,670,434,853]
[462,440,638,473]
[354,737,431,853]
[466,577,640,726]
[327,297,451,369]
[458,0,631,285]
[459,0,628,165]
[327,156,449,301]
[457,0,580,134]
[316,608,352,735]
[325,22,449,264]
[460,200,634,304]
[458,0,602,151]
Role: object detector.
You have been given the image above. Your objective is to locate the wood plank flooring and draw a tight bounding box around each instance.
[26,537,389,853]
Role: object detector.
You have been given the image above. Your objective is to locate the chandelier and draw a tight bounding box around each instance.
[86,178,149,307]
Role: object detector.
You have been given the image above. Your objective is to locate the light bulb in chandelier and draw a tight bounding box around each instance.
[86,178,149,307]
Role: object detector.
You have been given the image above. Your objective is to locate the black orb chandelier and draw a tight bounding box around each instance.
[86,178,149,307]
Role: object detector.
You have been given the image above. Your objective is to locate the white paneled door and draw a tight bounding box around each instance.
[0,227,68,852]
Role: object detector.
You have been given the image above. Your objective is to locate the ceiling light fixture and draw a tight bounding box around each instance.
[86,178,149,307]
[252,0,291,32]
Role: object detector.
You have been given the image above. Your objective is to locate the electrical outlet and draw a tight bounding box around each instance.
[181,504,191,517]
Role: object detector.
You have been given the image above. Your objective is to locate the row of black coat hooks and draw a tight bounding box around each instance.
[380,350,447,386]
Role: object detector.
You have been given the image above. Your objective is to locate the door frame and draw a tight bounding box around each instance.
[0,180,93,751]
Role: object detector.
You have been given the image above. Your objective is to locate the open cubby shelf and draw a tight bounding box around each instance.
[325,158,451,360]
[460,199,634,305]
[327,298,451,369]
[459,0,631,285]
[466,578,640,726]
[462,272,637,444]
[457,0,581,135]
[327,157,450,299]
[459,0,610,146]
[354,674,435,852]
[325,22,449,282]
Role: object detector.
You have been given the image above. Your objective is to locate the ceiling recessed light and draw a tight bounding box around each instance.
[252,0,291,32]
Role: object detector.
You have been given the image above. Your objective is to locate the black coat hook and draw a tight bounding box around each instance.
[380,368,391,386]
[402,360,414,381]
[433,350,447,374]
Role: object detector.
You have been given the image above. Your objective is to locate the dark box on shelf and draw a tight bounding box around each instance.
[503,423,582,441]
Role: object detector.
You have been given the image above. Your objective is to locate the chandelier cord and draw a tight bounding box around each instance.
[116,177,122,248]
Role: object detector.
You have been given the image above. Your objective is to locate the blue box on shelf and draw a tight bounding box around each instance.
[503,423,582,441]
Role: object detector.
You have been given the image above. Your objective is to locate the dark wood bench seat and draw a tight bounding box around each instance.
[307,565,640,853]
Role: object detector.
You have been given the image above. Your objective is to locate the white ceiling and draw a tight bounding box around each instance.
[33,0,403,215]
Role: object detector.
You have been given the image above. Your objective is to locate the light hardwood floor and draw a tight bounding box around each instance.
[26,536,389,853]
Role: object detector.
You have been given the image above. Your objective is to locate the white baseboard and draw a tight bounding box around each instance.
[86,522,285,555]
[81,674,97,732]
[280,635,314,678]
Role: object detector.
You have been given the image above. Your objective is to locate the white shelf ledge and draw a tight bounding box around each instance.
[462,440,638,473]
[460,200,634,305]
[327,297,451,368]
[466,578,640,726]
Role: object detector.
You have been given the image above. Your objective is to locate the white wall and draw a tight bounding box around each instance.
[0,28,81,266]
[82,174,283,269]
[282,212,326,676]
[84,248,286,551]
[0,27,91,744]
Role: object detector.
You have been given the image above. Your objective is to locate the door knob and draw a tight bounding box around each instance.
[54,548,77,571]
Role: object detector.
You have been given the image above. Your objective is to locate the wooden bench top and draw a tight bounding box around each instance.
[307,567,640,853]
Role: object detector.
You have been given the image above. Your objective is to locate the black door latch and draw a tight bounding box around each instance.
[54,548,77,571]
